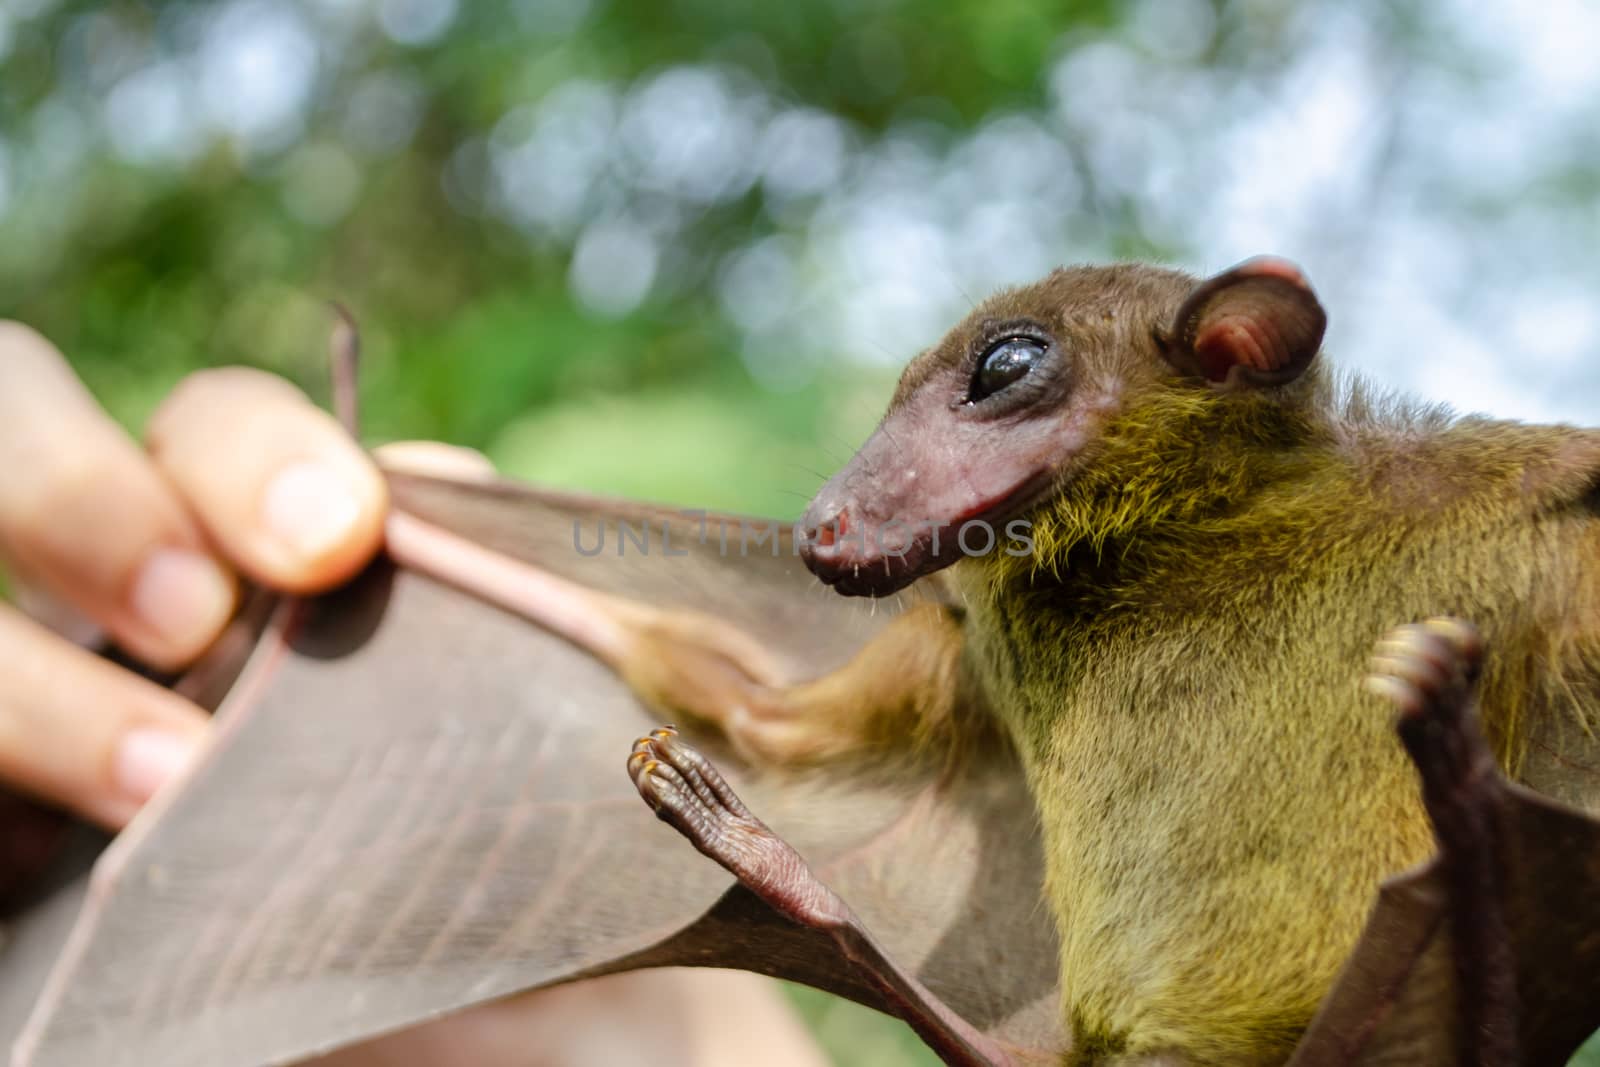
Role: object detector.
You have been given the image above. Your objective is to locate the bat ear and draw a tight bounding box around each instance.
[1156,256,1327,389]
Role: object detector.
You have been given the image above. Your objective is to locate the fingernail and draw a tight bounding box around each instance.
[113,728,201,805]
[130,548,235,650]
[262,460,364,563]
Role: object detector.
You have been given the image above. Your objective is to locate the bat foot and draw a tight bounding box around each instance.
[1365,616,1492,809]
[627,726,848,929]
[626,727,1015,1067]
[1365,617,1483,725]
[1365,618,1523,1062]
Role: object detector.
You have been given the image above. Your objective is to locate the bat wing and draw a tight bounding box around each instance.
[2,471,1065,1067]
[1288,663,1600,1067]
[11,470,1600,1066]
[1287,783,1600,1066]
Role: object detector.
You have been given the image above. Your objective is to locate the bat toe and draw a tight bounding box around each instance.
[625,726,825,916]
[1366,617,1483,724]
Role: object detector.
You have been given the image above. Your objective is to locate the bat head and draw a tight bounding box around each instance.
[799,257,1327,597]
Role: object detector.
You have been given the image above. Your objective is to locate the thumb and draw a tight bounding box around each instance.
[145,368,387,595]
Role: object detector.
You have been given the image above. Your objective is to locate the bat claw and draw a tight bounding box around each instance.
[624,729,1013,1067]
[1366,616,1500,852]
[627,726,840,928]
[1365,616,1483,727]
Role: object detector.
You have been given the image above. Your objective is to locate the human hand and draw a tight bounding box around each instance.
[0,321,388,831]
[0,324,834,1067]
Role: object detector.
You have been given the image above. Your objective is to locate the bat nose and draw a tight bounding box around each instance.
[798,494,926,597]
[800,508,851,556]
[807,508,848,546]
[798,502,850,570]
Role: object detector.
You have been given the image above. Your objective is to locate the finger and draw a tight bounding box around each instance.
[0,603,209,829]
[0,322,237,669]
[146,367,387,595]
[374,441,497,481]
[8,566,104,648]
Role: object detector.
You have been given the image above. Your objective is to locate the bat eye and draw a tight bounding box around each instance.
[970,337,1046,402]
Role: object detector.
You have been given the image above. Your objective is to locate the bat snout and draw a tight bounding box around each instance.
[799,501,937,598]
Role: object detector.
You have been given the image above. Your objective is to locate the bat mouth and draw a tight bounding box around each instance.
[800,474,1054,598]
[805,534,931,597]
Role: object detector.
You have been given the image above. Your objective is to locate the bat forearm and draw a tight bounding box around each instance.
[385,508,969,766]
[384,510,640,668]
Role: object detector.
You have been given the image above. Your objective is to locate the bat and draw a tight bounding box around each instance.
[4,267,1600,1065]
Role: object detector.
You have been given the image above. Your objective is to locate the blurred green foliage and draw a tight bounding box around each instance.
[6,0,1072,514]
[785,982,940,1067]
